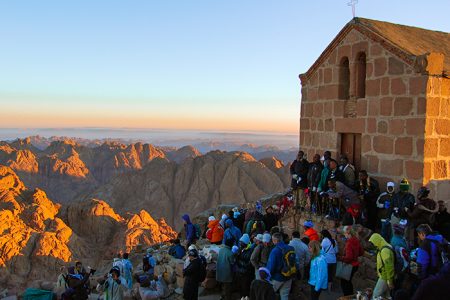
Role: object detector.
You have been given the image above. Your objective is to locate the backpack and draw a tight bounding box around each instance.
[278,245,297,279]
[194,224,202,239]
[252,220,265,234]
[380,245,408,276]
[425,239,450,273]
[198,255,207,282]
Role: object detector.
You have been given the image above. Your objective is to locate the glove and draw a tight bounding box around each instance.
[312,187,317,192]
[292,174,298,180]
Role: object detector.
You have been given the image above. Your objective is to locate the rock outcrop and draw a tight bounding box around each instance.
[0,166,176,293]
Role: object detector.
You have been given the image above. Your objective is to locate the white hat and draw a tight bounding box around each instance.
[387,182,395,187]
[208,216,216,222]
[262,233,271,243]
[255,234,263,241]
[188,244,197,251]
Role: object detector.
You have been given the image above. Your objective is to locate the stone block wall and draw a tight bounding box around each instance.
[300,28,428,193]
[423,53,450,200]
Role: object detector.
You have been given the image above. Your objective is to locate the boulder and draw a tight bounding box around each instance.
[176,276,184,289]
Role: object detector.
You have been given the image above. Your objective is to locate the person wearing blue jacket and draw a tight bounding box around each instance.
[222,218,242,246]
[182,214,196,247]
[308,240,328,300]
[266,232,292,300]
[168,239,186,259]
[416,224,446,279]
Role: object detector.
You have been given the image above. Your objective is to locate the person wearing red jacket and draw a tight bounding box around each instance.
[304,220,319,241]
[338,226,364,296]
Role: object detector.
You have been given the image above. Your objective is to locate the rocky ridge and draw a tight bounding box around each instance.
[0,166,176,293]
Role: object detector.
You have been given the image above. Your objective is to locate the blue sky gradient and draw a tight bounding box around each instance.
[1,0,449,132]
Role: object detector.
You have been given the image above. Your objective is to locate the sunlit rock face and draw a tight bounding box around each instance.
[0,166,176,292]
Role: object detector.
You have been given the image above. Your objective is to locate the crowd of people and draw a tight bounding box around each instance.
[55,150,450,300]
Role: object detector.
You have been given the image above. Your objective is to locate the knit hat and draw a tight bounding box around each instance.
[262,233,271,243]
[208,216,216,222]
[221,214,228,220]
[232,207,239,212]
[232,245,239,254]
[240,234,250,245]
[399,178,410,192]
[304,220,314,228]
[258,267,271,281]
[255,234,263,242]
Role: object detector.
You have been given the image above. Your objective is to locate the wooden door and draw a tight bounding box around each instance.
[340,133,361,171]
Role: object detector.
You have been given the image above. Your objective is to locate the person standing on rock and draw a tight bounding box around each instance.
[235,234,256,298]
[217,238,236,300]
[320,229,338,291]
[205,216,224,245]
[369,233,395,299]
[222,218,242,246]
[97,266,128,300]
[122,253,133,290]
[303,221,319,242]
[376,181,396,242]
[338,226,364,296]
[249,267,277,300]
[289,231,310,279]
[182,249,204,300]
[357,170,380,230]
[308,240,328,300]
[266,232,293,300]
[182,214,197,247]
[290,150,309,209]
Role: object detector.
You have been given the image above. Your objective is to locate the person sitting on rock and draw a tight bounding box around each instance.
[142,248,156,280]
[97,266,128,300]
[249,267,276,300]
[222,218,242,246]
[303,220,319,242]
[64,262,96,300]
[205,216,224,245]
[168,238,186,259]
[342,203,362,226]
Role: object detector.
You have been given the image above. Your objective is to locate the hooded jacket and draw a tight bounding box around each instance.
[249,278,277,300]
[182,214,196,242]
[417,233,445,279]
[216,245,235,283]
[206,219,224,243]
[369,234,395,284]
[222,219,242,245]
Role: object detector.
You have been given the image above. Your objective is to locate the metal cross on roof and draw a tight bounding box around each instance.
[347,0,358,18]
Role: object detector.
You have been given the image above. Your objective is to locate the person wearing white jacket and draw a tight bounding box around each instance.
[319,230,338,291]
[97,266,128,300]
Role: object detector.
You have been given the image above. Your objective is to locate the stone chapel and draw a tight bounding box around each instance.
[299,18,450,200]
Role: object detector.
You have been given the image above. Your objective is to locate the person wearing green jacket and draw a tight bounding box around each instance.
[369,233,395,299]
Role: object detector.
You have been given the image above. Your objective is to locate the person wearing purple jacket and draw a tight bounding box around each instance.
[416,224,447,279]
[182,214,196,247]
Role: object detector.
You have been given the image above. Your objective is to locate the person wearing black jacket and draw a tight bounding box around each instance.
[357,170,380,230]
[325,159,345,184]
[290,151,310,209]
[263,206,279,232]
[183,249,204,300]
[236,234,256,298]
[249,267,277,300]
[307,154,323,214]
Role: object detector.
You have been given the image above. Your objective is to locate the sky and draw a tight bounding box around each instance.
[0,0,449,134]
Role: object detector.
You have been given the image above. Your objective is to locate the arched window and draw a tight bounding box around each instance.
[338,57,350,100]
[356,52,366,99]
